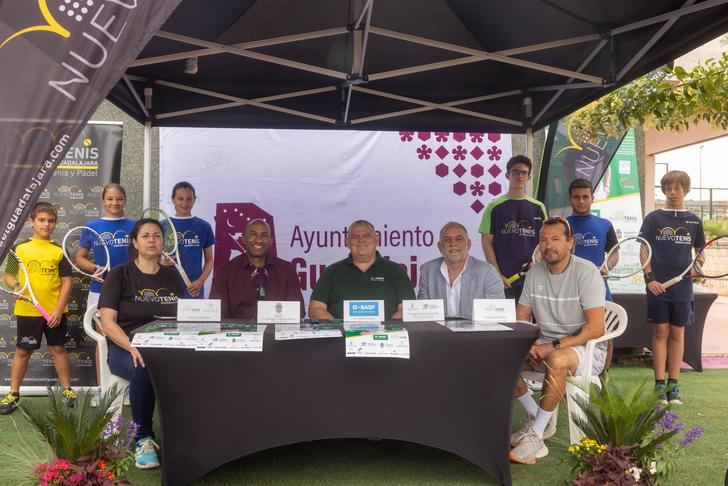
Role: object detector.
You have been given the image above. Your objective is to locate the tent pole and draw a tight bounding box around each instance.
[526,127,534,195]
[143,87,153,210]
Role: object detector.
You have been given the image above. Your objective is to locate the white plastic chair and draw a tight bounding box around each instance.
[83,303,129,418]
[522,301,628,444]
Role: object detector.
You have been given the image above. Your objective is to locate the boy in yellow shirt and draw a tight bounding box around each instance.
[0,202,75,414]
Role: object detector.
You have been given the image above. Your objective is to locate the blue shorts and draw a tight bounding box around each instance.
[647,300,694,327]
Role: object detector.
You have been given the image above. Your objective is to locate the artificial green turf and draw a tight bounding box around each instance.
[1,367,726,485]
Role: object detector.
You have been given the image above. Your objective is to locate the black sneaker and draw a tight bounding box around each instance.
[0,392,19,415]
[62,388,77,408]
[655,381,668,405]
[667,383,682,405]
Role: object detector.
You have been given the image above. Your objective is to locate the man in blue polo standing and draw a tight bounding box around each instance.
[567,178,618,299]
[479,155,547,303]
[567,178,618,367]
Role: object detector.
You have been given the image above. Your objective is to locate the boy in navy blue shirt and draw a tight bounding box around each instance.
[639,171,705,405]
[479,155,547,302]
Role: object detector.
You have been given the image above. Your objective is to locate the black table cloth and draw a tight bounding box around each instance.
[135,321,539,485]
[612,292,717,371]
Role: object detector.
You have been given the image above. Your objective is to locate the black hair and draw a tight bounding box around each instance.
[568,178,593,196]
[171,181,197,199]
[506,155,532,174]
[128,218,164,259]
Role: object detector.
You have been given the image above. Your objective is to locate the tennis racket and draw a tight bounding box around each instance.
[599,236,652,279]
[506,246,542,285]
[0,250,53,322]
[662,235,728,289]
[62,226,110,282]
[141,207,193,288]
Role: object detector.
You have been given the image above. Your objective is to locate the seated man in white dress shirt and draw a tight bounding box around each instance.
[417,221,504,318]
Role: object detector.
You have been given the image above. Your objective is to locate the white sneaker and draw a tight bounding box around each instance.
[90,387,101,408]
[510,417,534,447]
[509,428,549,465]
[510,405,558,447]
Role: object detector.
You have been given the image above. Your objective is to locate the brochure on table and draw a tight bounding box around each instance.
[344,325,410,359]
[177,299,221,322]
[439,320,513,332]
[275,322,342,340]
[472,298,516,323]
[257,301,301,323]
[132,323,266,351]
[402,299,445,321]
[196,325,267,351]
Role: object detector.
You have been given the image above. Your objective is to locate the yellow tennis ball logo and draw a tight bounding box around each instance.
[83,138,92,146]
[0,0,95,49]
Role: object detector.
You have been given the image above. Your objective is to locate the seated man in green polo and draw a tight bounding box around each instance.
[309,220,416,320]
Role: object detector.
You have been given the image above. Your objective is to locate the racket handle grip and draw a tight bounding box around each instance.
[35,304,53,322]
[506,273,521,285]
[661,276,682,290]
[177,265,193,288]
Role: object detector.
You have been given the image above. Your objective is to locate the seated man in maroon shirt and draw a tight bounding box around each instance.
[210,219,304,319]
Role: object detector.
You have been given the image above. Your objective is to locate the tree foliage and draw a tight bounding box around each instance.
[568,51,728,139]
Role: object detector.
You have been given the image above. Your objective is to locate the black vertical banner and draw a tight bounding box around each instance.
[0,0,181,262]
[0,123,122,388]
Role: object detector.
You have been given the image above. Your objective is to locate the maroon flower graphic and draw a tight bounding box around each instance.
[435,132,449,142]
[452,145,467,160]
[487,146,502,161]
[470,133,484,143]
[470,181,485,196]
[399,131,414,141]
[417,144,432,160]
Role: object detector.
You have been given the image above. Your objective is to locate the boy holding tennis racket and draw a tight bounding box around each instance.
[0,203,75,415]
[639,170,705,405]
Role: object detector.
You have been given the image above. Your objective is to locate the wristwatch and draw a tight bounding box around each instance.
[552,339,561,349]
[644,272,655,283]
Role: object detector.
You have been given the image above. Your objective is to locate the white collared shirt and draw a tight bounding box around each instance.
[439,258,468,317]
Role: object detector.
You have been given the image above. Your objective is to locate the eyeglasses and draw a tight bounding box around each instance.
[544,216,572,236]
[508,169,530,177]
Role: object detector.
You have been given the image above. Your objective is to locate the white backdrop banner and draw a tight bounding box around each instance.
[160,129,512,303]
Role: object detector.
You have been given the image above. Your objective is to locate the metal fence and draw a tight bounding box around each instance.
[654,187,728,220]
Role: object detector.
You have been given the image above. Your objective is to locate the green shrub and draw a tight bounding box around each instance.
[19,385,123,462]
[703,218,728,239]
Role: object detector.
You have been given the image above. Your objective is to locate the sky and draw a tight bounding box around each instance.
[654,135,728,201]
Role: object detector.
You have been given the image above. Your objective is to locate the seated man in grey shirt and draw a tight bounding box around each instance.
[418,221,503,318]
[510,216,605,465]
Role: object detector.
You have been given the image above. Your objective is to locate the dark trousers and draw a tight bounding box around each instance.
[108,343,156,440]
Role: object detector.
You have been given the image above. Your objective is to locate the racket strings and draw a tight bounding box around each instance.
[0,253,24,292]
[143,208,177,254]
[604,238,651,278]
[64,228,101,272]
[696,237,728,278]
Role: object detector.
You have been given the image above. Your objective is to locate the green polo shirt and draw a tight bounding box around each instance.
[311,252,415,319]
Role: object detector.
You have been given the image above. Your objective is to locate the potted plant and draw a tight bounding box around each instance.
[568,374,703,485]
[18,384,137,485]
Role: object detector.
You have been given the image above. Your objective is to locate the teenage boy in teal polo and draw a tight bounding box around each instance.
[309,220,415,320]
